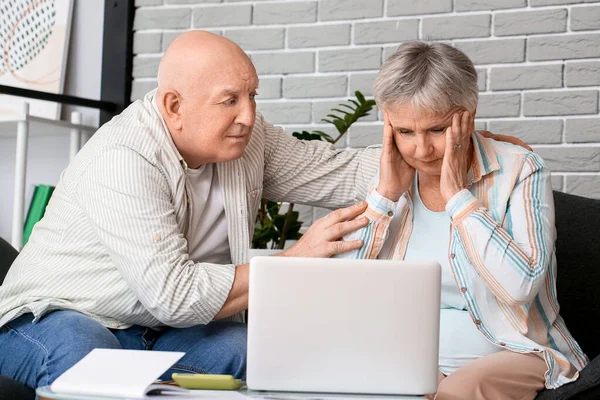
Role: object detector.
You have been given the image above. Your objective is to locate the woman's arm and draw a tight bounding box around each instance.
[337,113,414,259]
[447,155,554,306]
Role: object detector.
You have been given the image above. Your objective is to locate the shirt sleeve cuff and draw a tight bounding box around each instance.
[190,263,236,324]
[365,189,398,222]
[445,189,484,224]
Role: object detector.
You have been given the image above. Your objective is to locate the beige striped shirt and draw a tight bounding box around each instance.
[0,90,380,329]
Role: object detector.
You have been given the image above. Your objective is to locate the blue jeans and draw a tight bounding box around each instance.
[0,310,247,389]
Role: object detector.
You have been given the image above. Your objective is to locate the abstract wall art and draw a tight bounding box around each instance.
[0,0,74,120]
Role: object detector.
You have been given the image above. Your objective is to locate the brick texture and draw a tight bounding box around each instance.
[133,0,600,200]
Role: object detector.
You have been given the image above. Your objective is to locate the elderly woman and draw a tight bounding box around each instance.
[341,41,588,400]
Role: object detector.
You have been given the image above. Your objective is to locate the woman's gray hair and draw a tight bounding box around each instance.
[373,41,478,114]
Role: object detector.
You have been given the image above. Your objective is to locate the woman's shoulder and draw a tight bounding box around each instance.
[476,132,547,172]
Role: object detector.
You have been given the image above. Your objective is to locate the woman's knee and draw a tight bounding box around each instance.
[435,370,490,400]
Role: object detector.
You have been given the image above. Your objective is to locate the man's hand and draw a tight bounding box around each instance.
[440,111,474,203]
[477,130,533,151]
[376,111,415,202]
[281,201,370,258]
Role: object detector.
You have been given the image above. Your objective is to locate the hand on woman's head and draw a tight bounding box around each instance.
[439,110,475,203]
[375,111,415,202]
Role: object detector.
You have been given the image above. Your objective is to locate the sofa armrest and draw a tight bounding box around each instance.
[535,354,600,400]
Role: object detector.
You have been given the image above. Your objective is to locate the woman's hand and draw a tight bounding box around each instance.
[376,111,415,202]
[281,201,370,258]
[440,111,474,203]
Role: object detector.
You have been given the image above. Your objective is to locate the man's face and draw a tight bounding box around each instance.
[177,61,259,166]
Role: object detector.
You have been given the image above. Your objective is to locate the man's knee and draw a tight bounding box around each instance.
[212,321,247,377]
[16,311,121,386]
[46,312,120,364]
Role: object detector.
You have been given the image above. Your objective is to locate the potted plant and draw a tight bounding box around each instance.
[251,91,377,255]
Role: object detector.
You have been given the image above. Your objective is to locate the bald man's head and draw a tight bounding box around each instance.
[157,30,253,98]
[155,30,259,168]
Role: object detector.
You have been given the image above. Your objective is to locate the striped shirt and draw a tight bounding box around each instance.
[0,90,380,330]
[339,133,588,389]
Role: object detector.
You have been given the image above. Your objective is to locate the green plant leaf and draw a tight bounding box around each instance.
[312,131,334,143]
[331,108,352,116]
[339,103,356,112]
[332,119,346,133]
[355,90,366,104]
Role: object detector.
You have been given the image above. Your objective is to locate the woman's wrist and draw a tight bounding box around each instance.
[376,186,401,202]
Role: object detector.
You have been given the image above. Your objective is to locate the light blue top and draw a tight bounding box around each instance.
[404,174,464,310]
[404,174,501,375]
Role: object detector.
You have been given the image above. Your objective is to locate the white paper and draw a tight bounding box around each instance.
[139,390,250,399]
[50,348,186,398]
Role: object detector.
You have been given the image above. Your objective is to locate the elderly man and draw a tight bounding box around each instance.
[0,31,521,390]
[0,30,377,389]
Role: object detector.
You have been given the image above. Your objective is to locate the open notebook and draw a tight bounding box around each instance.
[50,348,188,398]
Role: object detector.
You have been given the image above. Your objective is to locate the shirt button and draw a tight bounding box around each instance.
[450,253,456,259]
[153,234,161,242]
[460,287,467,293]
[499,342,506,346]
[387,211,394,217]
[475,319,482,326]
[533,348,540,352]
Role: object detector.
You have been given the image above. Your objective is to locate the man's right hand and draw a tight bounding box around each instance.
[281,201,370,258]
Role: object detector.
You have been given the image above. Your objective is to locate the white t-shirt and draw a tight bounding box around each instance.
[185,164,231,264]
[404,174,501,375]
[151,96,231,264]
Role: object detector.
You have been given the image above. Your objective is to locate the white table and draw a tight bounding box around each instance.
[37,386,425,400]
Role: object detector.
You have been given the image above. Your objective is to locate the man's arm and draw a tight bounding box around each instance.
[260,114,381,208]
[76,146,236,327]
[214,264,248,320]
[215,201,370,318]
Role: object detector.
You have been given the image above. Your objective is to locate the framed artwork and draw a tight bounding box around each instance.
[0,0,74,121]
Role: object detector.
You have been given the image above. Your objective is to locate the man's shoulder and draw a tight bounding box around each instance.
[63,100,180,189]
[87,100,174,163]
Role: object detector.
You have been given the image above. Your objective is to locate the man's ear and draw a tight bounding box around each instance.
[162,90,183,131]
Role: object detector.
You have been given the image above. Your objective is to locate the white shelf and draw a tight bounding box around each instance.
[0,115,96,138]
[1,104,98,250]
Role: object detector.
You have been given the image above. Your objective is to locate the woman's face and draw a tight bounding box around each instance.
[385,103,462,177]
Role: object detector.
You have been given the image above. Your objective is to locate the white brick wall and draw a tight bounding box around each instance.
[132,0,600,211]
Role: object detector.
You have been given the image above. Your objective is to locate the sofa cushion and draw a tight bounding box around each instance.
[535,192,600,400]
[0,236,18,285]
[536,354,600,400]
[552,191,600,361]
[0,376,35,400]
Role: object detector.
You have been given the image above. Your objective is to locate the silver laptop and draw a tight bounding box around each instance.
[247,257,441,396]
